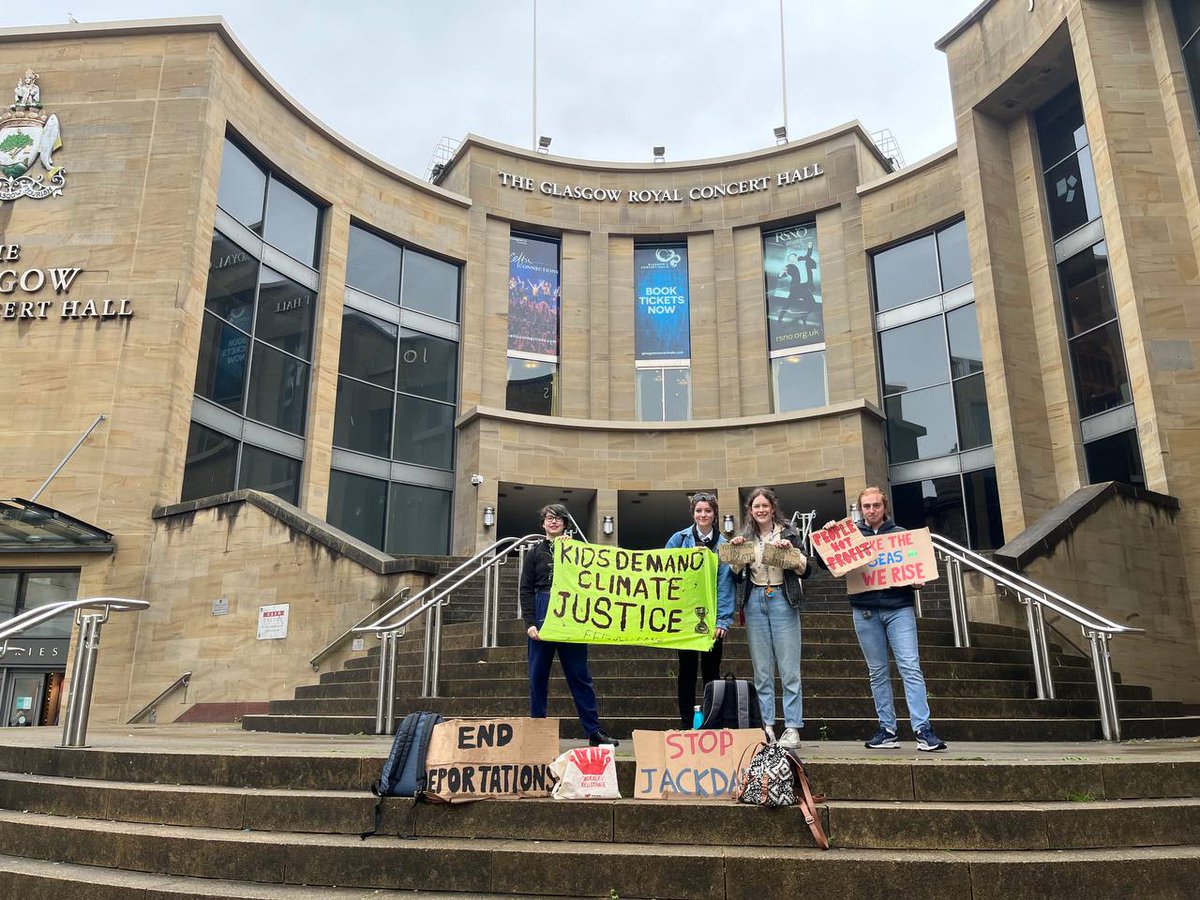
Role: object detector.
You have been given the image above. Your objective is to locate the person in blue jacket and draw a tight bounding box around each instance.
[665,492,735,728]
[827,486,947,752]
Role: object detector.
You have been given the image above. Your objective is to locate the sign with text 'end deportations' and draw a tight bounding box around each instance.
[539,538,717,651]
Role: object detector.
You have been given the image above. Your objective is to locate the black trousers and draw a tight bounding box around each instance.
[677,637,724,726]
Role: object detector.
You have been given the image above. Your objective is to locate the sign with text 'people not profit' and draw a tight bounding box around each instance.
[539,538,717,651]
[810,518,875,576]
[845,527,939,595]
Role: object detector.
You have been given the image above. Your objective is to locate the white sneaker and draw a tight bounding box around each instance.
[764,723,778,743]
[777,727,802,749]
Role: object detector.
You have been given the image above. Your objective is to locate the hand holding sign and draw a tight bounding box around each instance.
[810,518,876,576]
[845,527,939,594]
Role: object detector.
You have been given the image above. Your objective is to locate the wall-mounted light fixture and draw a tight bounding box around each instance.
[652,145,665,163]
[482,505,495,528]
[773,125,788,144]
[602,514,614,536]
[722,514,735,534]
[537,135,552,153]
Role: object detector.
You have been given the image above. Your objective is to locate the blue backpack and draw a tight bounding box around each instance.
[362,710,443,838]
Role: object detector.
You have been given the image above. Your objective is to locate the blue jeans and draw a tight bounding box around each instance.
[743,585,803,729]
[852,605,931,733]
[528,591,601,738]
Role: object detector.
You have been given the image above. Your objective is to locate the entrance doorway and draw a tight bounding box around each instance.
[616,489,717,550]
[736,479,847,543]
[496,484,597,542]
[3,671,45,726]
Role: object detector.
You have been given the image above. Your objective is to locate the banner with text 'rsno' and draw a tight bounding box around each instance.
[539,538,717,651]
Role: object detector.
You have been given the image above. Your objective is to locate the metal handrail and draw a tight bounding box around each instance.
[308,587,410,671]
[565,512,589,543]
[928,533,1140,741]
[790,509,817,554]
[126,671,191,725]
[0,597,148,748]
[360,533,543,734]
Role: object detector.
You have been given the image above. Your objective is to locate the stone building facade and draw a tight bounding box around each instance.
[1,1,1198,721]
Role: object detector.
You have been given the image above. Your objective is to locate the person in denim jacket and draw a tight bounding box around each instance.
[664,492,735,728]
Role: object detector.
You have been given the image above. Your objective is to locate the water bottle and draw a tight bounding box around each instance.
[692,705,703,729]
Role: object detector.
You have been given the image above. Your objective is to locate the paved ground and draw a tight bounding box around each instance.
[5,723,1199,763]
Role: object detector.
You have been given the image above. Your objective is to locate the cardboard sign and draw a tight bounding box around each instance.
[846,527,939,595]
[424,717,559,801]
[810,518,875,576]
[632,728,764,801]
[540,538,717,651]
[716,541,755,567]
[717,541,805,571]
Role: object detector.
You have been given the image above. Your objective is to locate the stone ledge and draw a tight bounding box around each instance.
[995,481,1181,571]
[151,489,438,577]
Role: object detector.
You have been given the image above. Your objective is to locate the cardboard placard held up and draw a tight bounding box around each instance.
[717,541,756,567]
[424,717,559,801]
[761,542,806,572]
[810,518,875,576]
[632,728,764,801]
[846,527,939,595]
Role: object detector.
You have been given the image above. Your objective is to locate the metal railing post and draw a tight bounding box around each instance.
[427,601,445,699]
[374,629,394,735]
[1032,599,1055,700]
[490,558,502,648]
[1020,597,1049,701]
[481,551,493,649]
[61,612,105,748]
[953,558,971,648]
[1087,630,1121,741]
[913,588,923,618]
[945,553,964,648]
[421,611,434,699]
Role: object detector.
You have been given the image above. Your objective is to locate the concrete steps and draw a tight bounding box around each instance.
[0,730,1198,899]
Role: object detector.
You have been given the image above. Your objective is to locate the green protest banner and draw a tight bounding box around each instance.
[539,538,717,651]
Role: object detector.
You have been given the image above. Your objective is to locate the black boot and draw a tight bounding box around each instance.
[589,729,620,746]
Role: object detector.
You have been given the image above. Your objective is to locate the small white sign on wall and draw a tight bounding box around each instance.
[257,603,290,640]
[351,637,365,652]
[211,598,229,617]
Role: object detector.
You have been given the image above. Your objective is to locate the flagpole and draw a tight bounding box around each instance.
[532,0,538,150]
[779,0,788,136]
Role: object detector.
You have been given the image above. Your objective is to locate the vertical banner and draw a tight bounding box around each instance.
[634,245,691,361]
[763,224,823,351]
[508,234,560,356]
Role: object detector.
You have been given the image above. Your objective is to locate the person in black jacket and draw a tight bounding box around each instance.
[827,487,947,752]
[727,486,812,749]
[519,503,618,746]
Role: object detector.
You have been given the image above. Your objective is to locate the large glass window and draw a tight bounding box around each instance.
[1084,429,1146,487]
[184,134,320,505]
[216,138,322,267]
[0,570,79,640]
[892,467,1003,551]
[874,221,990,467]
[764,223,825,411]
[330,224,461,556]
[1174,0,1200,127]
[636,367,692,421]
[507,233,560,414]
[1034,88,1143,485]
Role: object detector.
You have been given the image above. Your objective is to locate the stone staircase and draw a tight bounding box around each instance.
[243,568,1199,741]
[0,727,1196,898]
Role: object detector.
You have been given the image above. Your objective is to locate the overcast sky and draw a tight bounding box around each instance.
[2,1,980,178]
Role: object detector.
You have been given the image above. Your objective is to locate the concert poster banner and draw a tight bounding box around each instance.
[634,244,691,362]
[508,234,560,356]
[763,224,823,352]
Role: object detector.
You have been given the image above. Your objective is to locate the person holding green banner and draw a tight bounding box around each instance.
[520,503,619,747]
[665,492,734,728]
[728,486,811,749]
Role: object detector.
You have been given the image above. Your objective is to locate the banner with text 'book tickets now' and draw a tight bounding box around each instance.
[539,538,717,651]
[845,527,939,595]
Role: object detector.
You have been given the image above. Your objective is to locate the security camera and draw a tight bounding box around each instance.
[469,474,484,486]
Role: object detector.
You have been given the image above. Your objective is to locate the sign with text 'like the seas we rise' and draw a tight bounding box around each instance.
[810,518,875,576]
[845,527,939,595]
[539,538,717,651]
